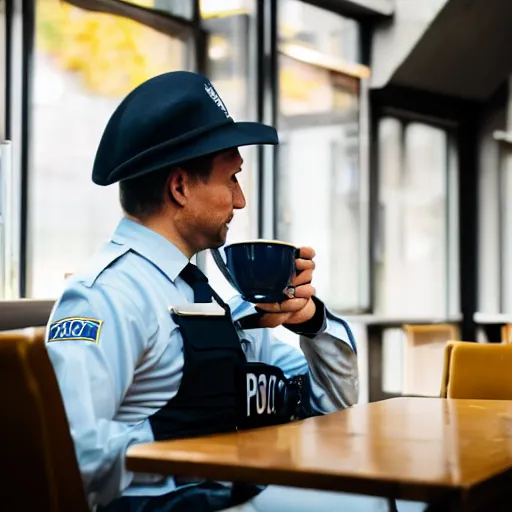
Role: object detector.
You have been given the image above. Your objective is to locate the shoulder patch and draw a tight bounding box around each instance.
[48,317,103,344]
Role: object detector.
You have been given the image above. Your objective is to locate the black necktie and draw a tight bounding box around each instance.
[179,263,212,303]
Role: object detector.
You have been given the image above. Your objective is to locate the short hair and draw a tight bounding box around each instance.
[119,152,217,219]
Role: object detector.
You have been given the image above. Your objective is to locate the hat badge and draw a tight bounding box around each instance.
[204,83,230,118]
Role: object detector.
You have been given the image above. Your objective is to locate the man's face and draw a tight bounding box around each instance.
[181,148,246,251]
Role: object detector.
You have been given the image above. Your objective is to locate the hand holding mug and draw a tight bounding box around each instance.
[255,247,316,328]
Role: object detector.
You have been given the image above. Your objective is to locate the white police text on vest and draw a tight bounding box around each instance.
[246,373,278,416]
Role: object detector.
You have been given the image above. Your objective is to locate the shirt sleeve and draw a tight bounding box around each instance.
[297,308,359,413]
[45,280,157,507]
[230,296,359,414]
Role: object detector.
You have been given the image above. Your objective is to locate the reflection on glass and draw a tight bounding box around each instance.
[200,4,258,299]
[200,0,250,19]
[376,119,454,317]
[276,10,363,311]
[29,0,190,298]
[279,0,360,64]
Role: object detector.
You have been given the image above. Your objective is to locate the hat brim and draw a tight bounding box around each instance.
[101,121,278,185]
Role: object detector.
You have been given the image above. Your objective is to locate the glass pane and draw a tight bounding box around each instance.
[276,50,362,310]
[376,120,450,317]
[200,4,258,299]
[279,0,360,64]
[477,110,503,314]
[447,138,460,317]
[200,0,250,19]
[29,0,192,298]
[0,142,16,299]
[501,148,512,312]
[124,0,193,19]
[0,150,5,297]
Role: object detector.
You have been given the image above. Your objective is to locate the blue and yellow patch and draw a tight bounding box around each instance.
[48,317,103,344]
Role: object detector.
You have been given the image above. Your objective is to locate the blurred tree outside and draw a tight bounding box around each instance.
[36,0,183,97]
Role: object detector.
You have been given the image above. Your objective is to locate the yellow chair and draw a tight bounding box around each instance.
[501,324,512,343]
[440,341,465,397]
[0,328,89,511]
[442,341,512,399]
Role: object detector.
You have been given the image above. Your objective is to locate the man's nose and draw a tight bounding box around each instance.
[233,184,246,210]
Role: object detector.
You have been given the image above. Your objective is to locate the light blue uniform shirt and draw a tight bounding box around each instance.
[45,217,359,508]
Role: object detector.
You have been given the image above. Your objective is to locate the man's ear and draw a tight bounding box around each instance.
[168,168,189,206]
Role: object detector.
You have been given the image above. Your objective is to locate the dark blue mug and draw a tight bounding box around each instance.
[224,240,298,303]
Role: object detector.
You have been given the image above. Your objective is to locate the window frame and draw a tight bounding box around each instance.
[370,86,478,340]
[15,0,204,297]
[272,1,371,314]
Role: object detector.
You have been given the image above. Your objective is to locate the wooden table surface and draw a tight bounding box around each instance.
[127,398,512,505]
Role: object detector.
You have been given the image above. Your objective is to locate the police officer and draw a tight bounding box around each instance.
[45,71,425,512]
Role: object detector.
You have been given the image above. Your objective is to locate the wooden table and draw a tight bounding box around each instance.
[127,398,512,510]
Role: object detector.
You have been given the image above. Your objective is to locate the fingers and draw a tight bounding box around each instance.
[256,298,308,314]
[255,245,316,317]
[255,285,316,314]
[294,246,315,285]
[298,247,315,260]
[294,283,315,299]
[292,269,313,286]
[295,247,315,279]
[295,258,315,272]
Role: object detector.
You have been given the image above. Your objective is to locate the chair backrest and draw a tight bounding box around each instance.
[0,328,89,511]
[439,340,466,397]
[0,299,55,330]
[402,323,460,396]
[445,342,512,399]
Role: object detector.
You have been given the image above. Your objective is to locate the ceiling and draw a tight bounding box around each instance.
[388,0,512,101]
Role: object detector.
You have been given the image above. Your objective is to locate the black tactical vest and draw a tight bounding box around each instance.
[149,302,311,441]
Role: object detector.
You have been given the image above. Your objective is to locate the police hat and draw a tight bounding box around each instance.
[92,71,278,186]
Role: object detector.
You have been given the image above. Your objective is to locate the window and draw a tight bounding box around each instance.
[28,0,193,297]
[375,119,459,318]
[476,101,512,315]
[199,1,259,299]
[0,142,14,299]
[279,0,360,63]
[275,2,368,312]
[480,130,512,314]
[500,144,512,311]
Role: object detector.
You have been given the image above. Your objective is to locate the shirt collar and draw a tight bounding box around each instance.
[111,217,189,282]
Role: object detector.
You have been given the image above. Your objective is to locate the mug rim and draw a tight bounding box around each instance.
[224,239,296,250]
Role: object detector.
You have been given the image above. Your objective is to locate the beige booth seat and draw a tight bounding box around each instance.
[0,299,55,331]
